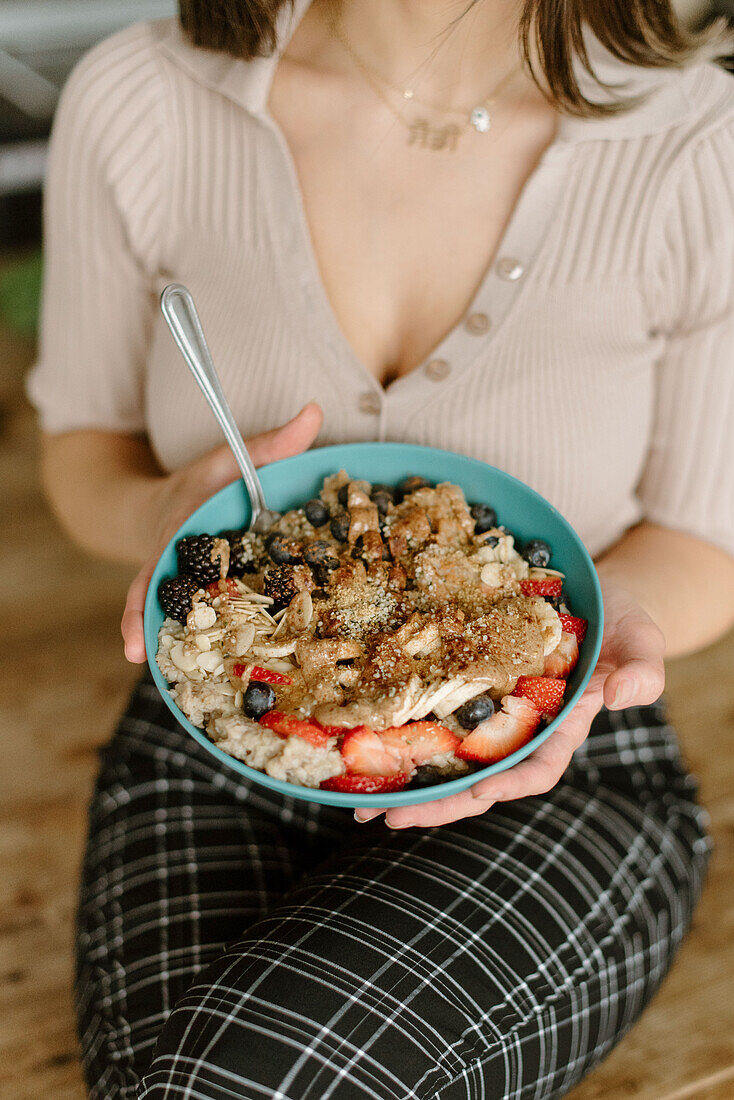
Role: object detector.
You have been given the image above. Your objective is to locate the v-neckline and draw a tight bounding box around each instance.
[258,45,573,402]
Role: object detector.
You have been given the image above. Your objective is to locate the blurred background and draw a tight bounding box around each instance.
[0,2,732,1098]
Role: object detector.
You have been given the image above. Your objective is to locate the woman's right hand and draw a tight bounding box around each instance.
[121,403,323,663]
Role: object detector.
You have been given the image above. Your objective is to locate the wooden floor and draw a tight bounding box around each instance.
[1,299,733,1100]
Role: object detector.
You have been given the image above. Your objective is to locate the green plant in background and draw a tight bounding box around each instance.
[0,253,42,338]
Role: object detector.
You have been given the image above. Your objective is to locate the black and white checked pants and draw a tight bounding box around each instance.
[76,675,710,1100]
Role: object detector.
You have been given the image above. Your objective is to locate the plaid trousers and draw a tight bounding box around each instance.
[75,676,710,1100]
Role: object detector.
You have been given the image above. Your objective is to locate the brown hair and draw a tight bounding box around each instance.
[178,0,730,117]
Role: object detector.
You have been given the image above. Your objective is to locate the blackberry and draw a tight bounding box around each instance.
[221,530,256,577]
[521,539,552,568]
[158,575,200,622]
[304,498,329,527]
[176,535,222,585]
[470,503,498,534]
[399,475,432,495]
[242,681,276,720]
[266,533,302,565]
[330,513,351,542]
[455,695,495,729]
[264,564,314,611]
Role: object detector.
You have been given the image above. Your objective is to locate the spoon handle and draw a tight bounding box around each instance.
[160,283,270,529]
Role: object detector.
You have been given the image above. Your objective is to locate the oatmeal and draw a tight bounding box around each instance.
[155,474,588,793]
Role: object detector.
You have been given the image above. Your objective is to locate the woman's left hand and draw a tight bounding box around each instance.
[355,579,666,829]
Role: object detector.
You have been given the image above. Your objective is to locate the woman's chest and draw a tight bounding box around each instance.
[266,65,559,384]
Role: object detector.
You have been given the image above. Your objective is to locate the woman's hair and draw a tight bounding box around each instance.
[178,0,730,118]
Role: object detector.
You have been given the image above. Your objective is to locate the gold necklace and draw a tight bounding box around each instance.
[329,6,519,151]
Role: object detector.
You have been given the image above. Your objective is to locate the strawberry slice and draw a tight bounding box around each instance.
[205,578,239,598]
[341,726,406,777]
[456,695,541,764]
[512,676,566,719]
[380,721,461,769]
[543,631,580,679]
[233,664,292,685]
[259,711,333,747]
[558,613,588,644]
[520,577,563,599]
[320,773,410,794]
[319,725,350,739]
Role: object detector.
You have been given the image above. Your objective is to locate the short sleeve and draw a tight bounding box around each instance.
[637,115,734,557]
[26,25,167,434]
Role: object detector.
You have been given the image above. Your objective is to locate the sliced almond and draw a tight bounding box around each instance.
[192,604,217,630]
[259,658,297,674]
[251,640,298,658]
[170,642,199,674]
[194,633,212,652]
[196,649,224,673]
[234,623,256,657]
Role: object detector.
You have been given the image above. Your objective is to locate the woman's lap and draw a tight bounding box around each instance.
[76,678,710,1100]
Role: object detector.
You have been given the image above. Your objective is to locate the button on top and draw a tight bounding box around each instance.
[496,257,525,281]
[358,391,381,415]
[465,311,490,335]
[425,358,451,381]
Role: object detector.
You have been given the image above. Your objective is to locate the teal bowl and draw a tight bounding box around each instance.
[145,443,603,808]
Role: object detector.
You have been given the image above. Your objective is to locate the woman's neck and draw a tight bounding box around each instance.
[330,0,523,107]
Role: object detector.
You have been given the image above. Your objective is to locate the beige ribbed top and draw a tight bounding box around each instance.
[27,5,734,558]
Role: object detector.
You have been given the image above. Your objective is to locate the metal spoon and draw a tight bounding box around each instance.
[160,283,281,533]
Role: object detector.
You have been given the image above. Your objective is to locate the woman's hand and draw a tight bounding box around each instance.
[356,579,666,829]
[121,403,323,663]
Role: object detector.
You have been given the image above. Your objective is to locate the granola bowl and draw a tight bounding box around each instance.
[144,443,603,808]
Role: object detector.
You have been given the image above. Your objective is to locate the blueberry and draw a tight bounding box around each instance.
[370,483,396,502]
[521,539,552,568]
[409,766,442,789]
[455,695,496,730]
[337,484,350,507]
[330,513,351,542]
[303,539,339,570]
[266,533,302,565]
[304,498,329,527]
[482,535,500,548]
[399,475,432,495]
[242,680,276,720]
[470,503,498,534]
[371,490,393,517]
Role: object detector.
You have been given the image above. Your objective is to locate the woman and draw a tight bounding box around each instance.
[29,0,734,1097]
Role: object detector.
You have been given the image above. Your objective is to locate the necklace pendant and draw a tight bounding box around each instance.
[470,106,491,133]
[407,118,460,152]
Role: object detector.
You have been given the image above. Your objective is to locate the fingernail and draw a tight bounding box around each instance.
[386,821,414,830]
[472,790,502,802]
[354,811,370,823]
[612,680,633,709]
